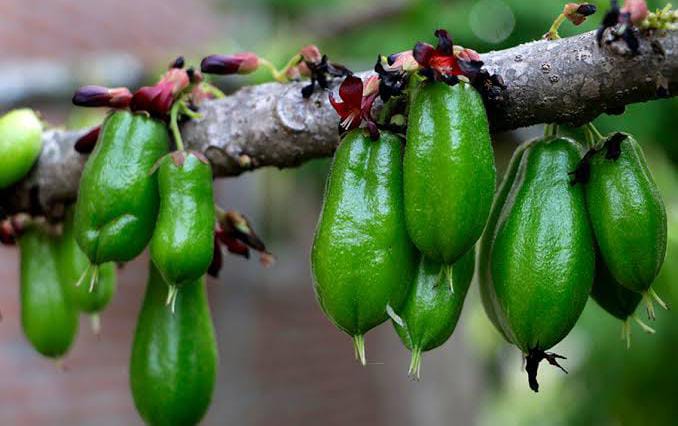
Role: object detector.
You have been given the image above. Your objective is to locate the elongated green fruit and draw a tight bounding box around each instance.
[590,255,654,348]
[312,129,417,365]
[74,110,169,265]
[130,263,217,426]
[478,140,535,341]
[20,225,78,358]
[57,207,116,334]
[489,137,594,392]
[584,133,667,310]
[0,108,43,189]
[404,81,495,264]
[150,151,215,305]
[394,248,475,378]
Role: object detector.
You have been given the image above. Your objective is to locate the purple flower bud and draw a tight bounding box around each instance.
[72,85,132,108]
[200,52,259,75]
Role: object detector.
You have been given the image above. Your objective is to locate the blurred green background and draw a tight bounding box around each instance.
[1,0,677,425]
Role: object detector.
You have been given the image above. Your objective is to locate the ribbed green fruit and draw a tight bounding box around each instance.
[74,110,169,265]
[404,81,495,264]
[312,129,417,365]
[590,255,654,348]
[130,263,217,426]
[478,140,535,341]
[486,137,595,391]
[20,225,78,358]
[584,133,667,316]
[150,151,215,310]
[56,207,116,334]
[393,248,475,378]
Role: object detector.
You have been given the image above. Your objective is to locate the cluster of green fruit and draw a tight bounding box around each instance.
[312,65,667,391]
[76,109,218,424]
[0,105,218,424]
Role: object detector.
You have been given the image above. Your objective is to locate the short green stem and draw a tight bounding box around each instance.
[622,318,632,349]
[258,54,302,83]
[200,82,225,99]
[408,347,423,379]
[169,100,185,152]
[545,14,566,40]
[642,288,668,321]
[166,284,179,313]
[90,314,101,337]
[583,122,604,149]
[632,313,656,334]
[88,265,99,293]
[353,334,366,366]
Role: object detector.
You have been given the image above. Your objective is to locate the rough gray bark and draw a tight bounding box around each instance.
[2,29,676,215]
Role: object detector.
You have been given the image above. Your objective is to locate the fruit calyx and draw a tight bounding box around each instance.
[525,348,568,392]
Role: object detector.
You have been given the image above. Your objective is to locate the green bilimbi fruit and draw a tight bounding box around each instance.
[57,207,116,335]
[130,262,217,426]
[404,81,495,265]
[584,133,668,317]
[74,110,169,281]
[393,248,475,378]
[486,137,595,392]
[20,224,78,358]
[478,140,535,341]
[590,255,655,348]
[150,151,215,310]
[312,129,417,365]
[0,108,43,189]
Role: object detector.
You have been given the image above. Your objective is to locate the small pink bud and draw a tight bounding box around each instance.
[72,85,132,108]
[130,82,174,118]
[300,44,322,64]
[200,52,260,75]
[622,0,649,24]
[388,51,420,72]
[563,3,597,25]
[160,68,190,96]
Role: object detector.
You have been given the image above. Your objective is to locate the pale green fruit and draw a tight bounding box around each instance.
[0,109,43,188]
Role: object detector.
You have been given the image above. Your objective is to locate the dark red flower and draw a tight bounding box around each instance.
[622,0,648,24]
[386,50,420,72]
[130,68,188,117]
[200,52,260,75]
[299,46,352,98]
[72,85,132,108]
[413,29,465,83]
[74,126,101,154]
[130,82,175,118]
[209,209,275,276]
[329,75,378,139]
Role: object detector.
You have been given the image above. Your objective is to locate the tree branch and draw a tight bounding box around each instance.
[2,29,676,216]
